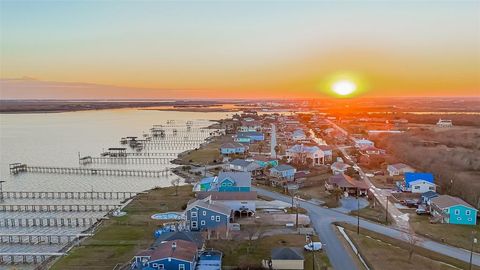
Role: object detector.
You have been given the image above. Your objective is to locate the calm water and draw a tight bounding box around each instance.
[0,108,228,192]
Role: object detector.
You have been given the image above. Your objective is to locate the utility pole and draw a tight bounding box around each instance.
[295,197,299,229]
[0,180,5,202]
[357,188,360,235]
[469,231,477,270]
[386,196,389,224]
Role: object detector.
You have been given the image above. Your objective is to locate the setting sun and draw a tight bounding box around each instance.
[332,80,357,96]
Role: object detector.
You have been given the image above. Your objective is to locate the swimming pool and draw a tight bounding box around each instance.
[150,212,183,220]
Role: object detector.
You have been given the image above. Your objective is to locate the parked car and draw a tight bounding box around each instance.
[416,206,429,215]
[304,242,323,251]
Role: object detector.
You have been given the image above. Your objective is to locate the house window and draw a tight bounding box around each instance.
[216,216,221,222]
[454,209,460,215]
[468,218,473,222]
[466,210,471,215]
[201,220,206,225]
[152,263,158,268]
[457,217,462,221]
[203,211,207,216]
[429,187,434,190]
[191,221,197,228]
[179,264,185,270]
[158,265,164,269]
[191,212,197,218]
[414,186,420,189]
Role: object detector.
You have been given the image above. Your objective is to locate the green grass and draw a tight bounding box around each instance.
[350,200,391,225]
[410,214,480,253]
[51,185,195,270]
[207,234,331,269]
[177,135,230,165]
[339,223,479,270]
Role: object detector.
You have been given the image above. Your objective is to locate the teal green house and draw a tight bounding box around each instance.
[194,171,252,193]
[253,155,279,168]
[430,195,477,225]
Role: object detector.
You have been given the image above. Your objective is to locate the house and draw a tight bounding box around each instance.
[153,231,204,249]
[267,247,304,270]
[286,144,325,166]
[238,120,261,132]
[317,145,333,162]
[234,136,251,144]
[330,161,350,175]
[354,139,374,148]
[292,129,306,141]
[228,159,262,174]
[325,174,369,196]
[195,177,216,192]
[397,172,435,193]
[132,240,198,270]
[387,163,415,176]
[430,195,477,225]
[270,164,297,180]
[436,119,453,128]
[252,155,279,168]
[235,131,264,142]
[360,146,386,155]
[185,199,232,231]
[220,142,246,155]
[420,191,439,205]
[203,171,252,192]
[196,191,257,217]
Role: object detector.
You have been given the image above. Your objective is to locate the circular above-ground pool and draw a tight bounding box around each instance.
[151,212,183,220]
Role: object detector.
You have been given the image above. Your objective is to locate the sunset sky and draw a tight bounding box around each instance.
[1,1,479,99]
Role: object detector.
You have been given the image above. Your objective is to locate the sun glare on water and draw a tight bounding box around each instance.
[332,80,356,96]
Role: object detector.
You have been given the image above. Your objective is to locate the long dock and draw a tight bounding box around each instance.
[0,204,120,212]
[125,152,179,157]
[0,217,99,227]
[79,156,174,165]
[0,252,64,264]
[9,164,171,177]
[0,233,92,244]
[0,191,138,200]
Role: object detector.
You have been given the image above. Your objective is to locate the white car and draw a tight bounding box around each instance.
[304,242,323,251]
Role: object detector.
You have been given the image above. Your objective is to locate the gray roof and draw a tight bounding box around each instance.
[421,191,438,199]
[230,159,254,167]
[272,164,296,172]
[271,247,304,260]
[220,142,245,149]
[431,195,476,210]
[186,199,232,216]
[153,231,204,249]
[218,171,251,187]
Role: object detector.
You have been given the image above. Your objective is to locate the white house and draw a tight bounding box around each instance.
[330,161,350,175]
[437,119,453,128]
[354,139,374,148]
[292,129,307,141]
[228,159,262,173]
[196,191,257,217]
[387,163,415,176]
[286,144,325,166]
[409,180,436,193]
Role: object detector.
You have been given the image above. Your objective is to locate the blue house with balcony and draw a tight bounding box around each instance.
[430,195,477,225]
[194,171,251,193]
[252,155,279,168]
[270,164,297,180]
[132,240,198,270]
[397,172,435,193]
[185,198,232,231]
[220,142,246,155]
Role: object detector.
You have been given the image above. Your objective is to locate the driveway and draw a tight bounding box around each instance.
[253,186,480,269]
[335,197,369,214]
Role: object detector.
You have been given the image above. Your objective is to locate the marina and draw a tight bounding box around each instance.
[0,109,227,269]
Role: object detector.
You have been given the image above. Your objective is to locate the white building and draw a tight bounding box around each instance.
[354,139,374,148]
[292,129,306,141]
[409,180,436,193]
[437,119,453,128]
[330,161,350,174]
[387,163,415,176]
[197,191,257,217]
[286,144,325,166]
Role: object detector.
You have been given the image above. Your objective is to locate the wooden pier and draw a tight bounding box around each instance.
[0,233,92,245]
[0,252,64,264]
[0,204,120,212]
[0,217,99,227]
[9,164,171,177]
[79,156,174,165]
[0,191,138,200]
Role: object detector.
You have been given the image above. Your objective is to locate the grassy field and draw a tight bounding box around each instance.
[207,234,332,269]
[350,199,391,225]
[341,223,479,270]
[177,135,231,165]
[51,185,195,270]
[410,214,480,253]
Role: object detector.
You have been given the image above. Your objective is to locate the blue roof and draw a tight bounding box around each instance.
[405,172,434,187]
[200,177,215,184]
[237,131,263,137]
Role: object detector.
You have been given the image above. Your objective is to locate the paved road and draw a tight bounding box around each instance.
[253,187,480,269]
[325,118,410,230]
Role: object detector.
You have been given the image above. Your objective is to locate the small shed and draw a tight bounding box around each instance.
[269,247,304,270]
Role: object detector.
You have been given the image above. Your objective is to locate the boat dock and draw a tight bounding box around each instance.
[0,233,92,244]
[0,191,138,200]
[0,204,121,212]
[9,164,171,177]
[0,217,99,227]
[0,252,64,264]
[79,156,174,165]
